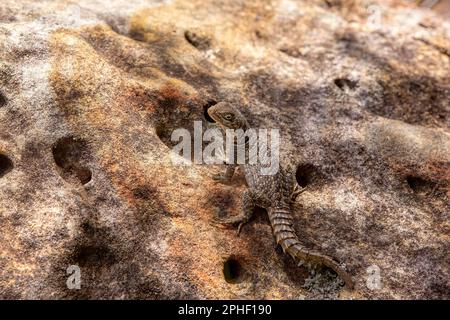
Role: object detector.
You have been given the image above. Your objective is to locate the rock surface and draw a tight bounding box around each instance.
[0,0,449,299]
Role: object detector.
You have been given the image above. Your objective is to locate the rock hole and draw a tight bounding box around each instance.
[0,154,13,178]
[302,267,345,297]
[155,124,180,148]
[72,244,116,268]
[223,257,244,283]
[80,222,95,235]
[76,167,92,185]
[203,100,218,123]
[334,78,358,91]
[295,163,318,188]
[52,136,92,185]
[133,185,157,200]
[155,123,196,163]
[154,125,166,142]
[406,175,436,195]
[0,91,6,107]
[184,30,211,50]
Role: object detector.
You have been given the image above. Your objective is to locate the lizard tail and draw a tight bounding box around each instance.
[268,208,354,289]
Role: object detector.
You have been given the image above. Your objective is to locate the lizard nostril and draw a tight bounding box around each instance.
[223,257,244,283]
[0,154,13,178]
[203,100,217,123]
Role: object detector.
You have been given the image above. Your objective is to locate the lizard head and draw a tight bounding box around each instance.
[207,102,249,130]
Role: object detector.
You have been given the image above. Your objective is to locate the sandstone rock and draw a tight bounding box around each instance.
[0,0,448,299]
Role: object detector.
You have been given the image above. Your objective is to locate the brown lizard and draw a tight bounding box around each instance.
[207,102,354,289]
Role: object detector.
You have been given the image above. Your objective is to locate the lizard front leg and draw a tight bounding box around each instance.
[212,189,255,235]
[212,164,236,184]
[290,184,307,203]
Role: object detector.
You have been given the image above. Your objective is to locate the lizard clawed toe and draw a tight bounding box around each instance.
[211,215,249,236]
[291,185,307,202]
[236,221,248,236]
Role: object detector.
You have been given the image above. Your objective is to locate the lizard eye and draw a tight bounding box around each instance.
[223,114,234,121]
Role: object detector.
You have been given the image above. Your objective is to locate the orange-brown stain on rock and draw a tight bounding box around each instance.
[48,24,250,299]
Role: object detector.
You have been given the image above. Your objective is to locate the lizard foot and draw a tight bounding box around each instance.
[236,221,248,236]
[291,185,307,202]
[211,215,249,236]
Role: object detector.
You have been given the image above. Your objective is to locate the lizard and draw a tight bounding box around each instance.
[207,101,354,289]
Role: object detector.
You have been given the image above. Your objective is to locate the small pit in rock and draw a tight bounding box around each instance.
[203,100,217,123]
[0,154,13,178]
[72,244,116,267]
[296,163,319,188]
[334,78,358,91]
[76,167,92,185]
[0,91,6,107]
[302,267,345,299]
[406,175,437,195]
[223,257,245,284]
[52,136,92,185]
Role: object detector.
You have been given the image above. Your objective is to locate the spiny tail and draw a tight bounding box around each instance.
[269,208,354,289]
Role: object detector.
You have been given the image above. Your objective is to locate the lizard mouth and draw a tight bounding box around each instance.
[205,109,216,123]
[203,101,217,123]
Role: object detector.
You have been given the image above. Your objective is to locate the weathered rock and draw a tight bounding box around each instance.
[0,0,448,299]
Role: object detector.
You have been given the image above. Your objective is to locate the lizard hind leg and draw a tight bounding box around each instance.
[212,190,255,236]
[235,189,255,235]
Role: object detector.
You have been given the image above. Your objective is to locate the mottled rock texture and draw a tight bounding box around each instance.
[0,0,449,299]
